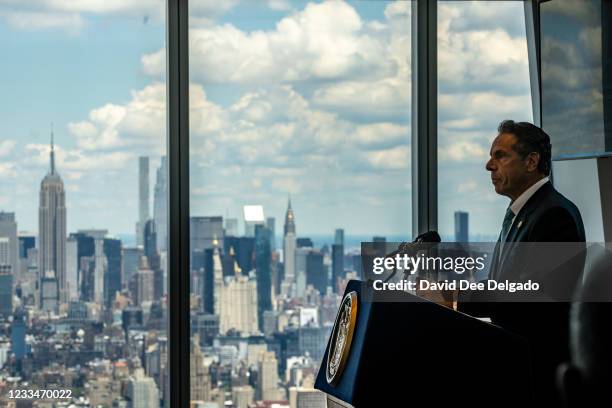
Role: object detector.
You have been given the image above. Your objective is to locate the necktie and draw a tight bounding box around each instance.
[500,206,515,243]
[492,206,515,280]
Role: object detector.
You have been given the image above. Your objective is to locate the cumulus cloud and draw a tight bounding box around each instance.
[0,140,16,157]
[0,0,237,32]
[144,1,397,85]
[68,82,167,151]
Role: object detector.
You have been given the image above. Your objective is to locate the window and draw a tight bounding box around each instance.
[0,3,168,406]
[437,1,533,241]
[187,1,412,405]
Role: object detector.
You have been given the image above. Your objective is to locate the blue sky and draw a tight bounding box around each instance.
[0,1,533,240]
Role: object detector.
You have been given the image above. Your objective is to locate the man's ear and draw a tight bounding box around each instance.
[525,152,540,172]
[556,362,587,408]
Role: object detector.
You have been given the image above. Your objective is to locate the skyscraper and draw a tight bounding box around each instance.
[212,238,223,315]
[127,368,160,408]
[255,225,272,331]
[454,211,469,242]
[334,228,344,246]
[136,156,150,247]
[331,244,344,293]
[266,217,276,250]
[306,250,326,295]
[218,249,258,336]
[38,133,66,308]
[190,216,224,254]
[153,156,167,253]
[282,198,296,296]
[243,205,265,238]
[103,238,122,307]
[0,212,18,280]
[258,351,281,401]
[0,265,13,317]
[65,237,78,301]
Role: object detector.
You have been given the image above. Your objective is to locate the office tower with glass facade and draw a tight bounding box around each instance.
[137,156,150,247]
[454,211,469,243]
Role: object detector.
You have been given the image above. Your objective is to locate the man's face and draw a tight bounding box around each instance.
[486,133,534,199]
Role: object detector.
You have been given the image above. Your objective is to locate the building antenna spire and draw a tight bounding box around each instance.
[50,123,56,174]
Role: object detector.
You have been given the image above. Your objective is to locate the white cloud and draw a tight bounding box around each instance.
[0,140,16,157]
[0,162,16,177]
[68,82,169,151]
[364,145,410,170]
[439,141,487,162]
[268,0,291,11]
[457,180,478,194]
[354,122,409,149]
[24,143,133,172]
[144,1,394,84]
[0,0,238,32]
[0,10,84,32]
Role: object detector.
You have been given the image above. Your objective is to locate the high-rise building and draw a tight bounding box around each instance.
[93,238,106,304]
[218,249,258,336]
[266,217,276,250]
[0,265,13,317]
[258,351,281,401]
[255,225,272,331]
[0,239,9,267]
[282,198,296,296]
[190,337,211,402]
[131,257,155,306]
[38,134,66,309]
[103,238,122,307]
[153,156,167,253]
[306,250,326,295]
[11,308,26,361]
[212,239,224,315]
[224,236,255,274]
[296,238,313,249]
[122,247,143,290]
[144,220,163,299]
[334,228,344,246]
[127,368,159,408]
[243,205,265,238]
[136,156,150,246]
[289,388,326,408]
[331,244,344,293]
[232,385,255,408]
[65,237,78,301]
[18,235,35,260]
[69,232,95,301]
[454,211,469,242]
[0,212,18,283]
[294,248,309,298]
[224,217,238,237]
[191,216,224,255]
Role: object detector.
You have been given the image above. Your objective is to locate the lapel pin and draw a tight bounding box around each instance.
[517,220,523,229]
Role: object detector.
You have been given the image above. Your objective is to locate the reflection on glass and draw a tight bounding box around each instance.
[437,1,533,240]
[540,0,609,158]
[188,1,411,406]
[0,2,167,406]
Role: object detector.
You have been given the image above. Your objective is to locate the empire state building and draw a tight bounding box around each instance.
[38,132,66,310]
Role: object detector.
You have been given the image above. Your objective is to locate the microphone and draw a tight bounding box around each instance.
[383,231,441,283]
[414,230,441,243]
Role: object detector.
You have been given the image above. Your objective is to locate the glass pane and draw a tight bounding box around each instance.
[188,1,412,406]
[437,1,533,241]
[0,3,168,406]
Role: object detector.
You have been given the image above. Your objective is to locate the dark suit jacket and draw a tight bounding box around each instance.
[458,181,586,404]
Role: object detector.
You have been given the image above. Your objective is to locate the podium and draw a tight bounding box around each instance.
[315,280,533,407]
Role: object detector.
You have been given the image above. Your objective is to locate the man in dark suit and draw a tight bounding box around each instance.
[458,120,586,405]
